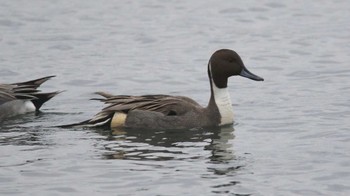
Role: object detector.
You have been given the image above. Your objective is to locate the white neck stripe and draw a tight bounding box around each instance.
[209,63,234,125]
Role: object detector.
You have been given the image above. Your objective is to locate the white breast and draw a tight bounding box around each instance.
[212,84,234,125]
[209,62,234,125]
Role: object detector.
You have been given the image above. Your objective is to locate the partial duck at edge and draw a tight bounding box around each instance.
[64,49,264,130]
[0,76,61,121]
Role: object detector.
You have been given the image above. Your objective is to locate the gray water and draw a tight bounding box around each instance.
[1,0,350,195]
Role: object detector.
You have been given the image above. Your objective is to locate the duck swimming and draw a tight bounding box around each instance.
[0,76,60,121]
[66,49,263,130]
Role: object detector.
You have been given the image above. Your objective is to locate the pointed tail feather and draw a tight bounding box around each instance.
[58,114,113,128]
[31,91,62,110]
[57,119,93,128]
[95,91,115,98]
[12,76,56,88]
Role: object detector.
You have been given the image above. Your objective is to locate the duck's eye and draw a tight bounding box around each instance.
[228,59,234,63]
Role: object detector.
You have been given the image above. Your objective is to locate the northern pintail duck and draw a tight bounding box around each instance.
[67,49,263,130]
[0,76,60,121]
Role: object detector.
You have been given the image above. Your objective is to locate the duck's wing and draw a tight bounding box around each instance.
[0,84,38,105]
[64,92,202,127]
[0,88,16,105]
[95,92,201,114]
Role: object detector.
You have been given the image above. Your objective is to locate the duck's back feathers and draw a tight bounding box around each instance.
[94,93,200,115]
[0,76,56,103]
[64,92,204,128]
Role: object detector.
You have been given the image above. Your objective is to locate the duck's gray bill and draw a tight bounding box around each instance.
[240,67,264,81]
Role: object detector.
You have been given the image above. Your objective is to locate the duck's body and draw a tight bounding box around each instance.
[0,76,60,121]
[66,49,263,130]
[86,93,220,130]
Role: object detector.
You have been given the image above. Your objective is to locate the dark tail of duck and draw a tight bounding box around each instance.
[57,119,94,128]
[57,113,113,128]
[11,76,62,110]
[32,91,62,110]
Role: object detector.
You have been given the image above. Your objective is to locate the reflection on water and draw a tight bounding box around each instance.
[0,123,245,195]
[96,126,245,194]
[0,114,50,146]
[98,126,236,163]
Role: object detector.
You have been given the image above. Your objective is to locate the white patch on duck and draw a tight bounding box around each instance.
[209,63,234,125]
[21,100,36,114]
[5,100,36,116]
